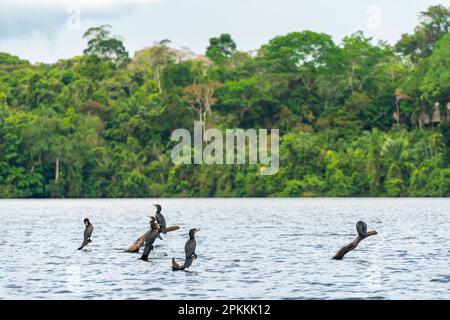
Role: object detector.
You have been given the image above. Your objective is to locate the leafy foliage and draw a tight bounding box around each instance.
[0,6,449,198]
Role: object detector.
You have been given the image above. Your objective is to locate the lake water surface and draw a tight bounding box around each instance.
[0,198,449,300]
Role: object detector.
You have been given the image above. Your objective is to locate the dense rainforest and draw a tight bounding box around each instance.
[0,5,449,198]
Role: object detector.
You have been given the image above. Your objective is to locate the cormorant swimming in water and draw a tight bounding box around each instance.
[184,228,199,269]
[153,204,167,235]
[140,217,160,261]
[356,221,368,237]
[77,218,93,250]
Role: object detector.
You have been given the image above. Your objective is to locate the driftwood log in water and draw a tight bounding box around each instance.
[125,226,180,253]
[172,256,197,271]
[333,230,378,260]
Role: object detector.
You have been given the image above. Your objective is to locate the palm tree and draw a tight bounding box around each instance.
[362,129,384,193]
[381,134,413,194]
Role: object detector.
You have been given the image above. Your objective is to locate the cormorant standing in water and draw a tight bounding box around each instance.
[154,204,167,234]
[356,221,368,237]
[140,217,160,261]
[184,228,199,269]
[77,218,93,250]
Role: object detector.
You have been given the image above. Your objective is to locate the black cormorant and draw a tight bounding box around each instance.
[140,217,160,261]
[183,228,199,268]
[356,221,368,237]
[153,204,167,234]
[77,218,93,250]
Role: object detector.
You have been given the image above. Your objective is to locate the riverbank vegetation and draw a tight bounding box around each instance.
[0,5,449,198]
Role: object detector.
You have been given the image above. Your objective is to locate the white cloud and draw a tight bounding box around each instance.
[0,0,161,39]
[0,0,447,64]
[2,0,159,9]
[0,0,162,63]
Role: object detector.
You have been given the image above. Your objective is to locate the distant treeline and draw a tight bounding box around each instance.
[0,5,449,198]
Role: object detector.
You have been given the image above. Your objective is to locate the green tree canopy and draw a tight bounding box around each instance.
[83,24,130,66]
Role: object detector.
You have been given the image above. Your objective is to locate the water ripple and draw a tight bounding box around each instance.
[0,198,449,299]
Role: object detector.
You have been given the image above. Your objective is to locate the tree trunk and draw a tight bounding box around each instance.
[332,230,378,260]
[202,111,208,141]
[55,157,60,183]
[395,101,400,125]
[172,258,186,270]
[349,63,355,93]
[155,67,162,93]
[240,106,250,120]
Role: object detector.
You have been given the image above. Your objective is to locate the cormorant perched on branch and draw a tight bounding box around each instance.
[140,217,160,261]
[154,204,166,234]
[184,228,199,269]
[333,221,378,260]
[356,221,368,237]
[77,218,93,250]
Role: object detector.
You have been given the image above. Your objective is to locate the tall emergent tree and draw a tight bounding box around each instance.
[83,24,130,66]
[206,34,237,64]
[396,5,450,62]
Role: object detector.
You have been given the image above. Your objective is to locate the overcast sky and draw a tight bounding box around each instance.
[0,0,448,63]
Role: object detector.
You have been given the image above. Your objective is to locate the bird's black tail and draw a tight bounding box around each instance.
[140,254,149,261]
[77,239,91,250]
[184,254,197,269]
[184,257,194,268]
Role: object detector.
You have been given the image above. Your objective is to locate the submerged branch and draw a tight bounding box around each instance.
[171,258,186,270]
[125,226,180,253]
[332,230,378,260]
[171,255,197,271]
